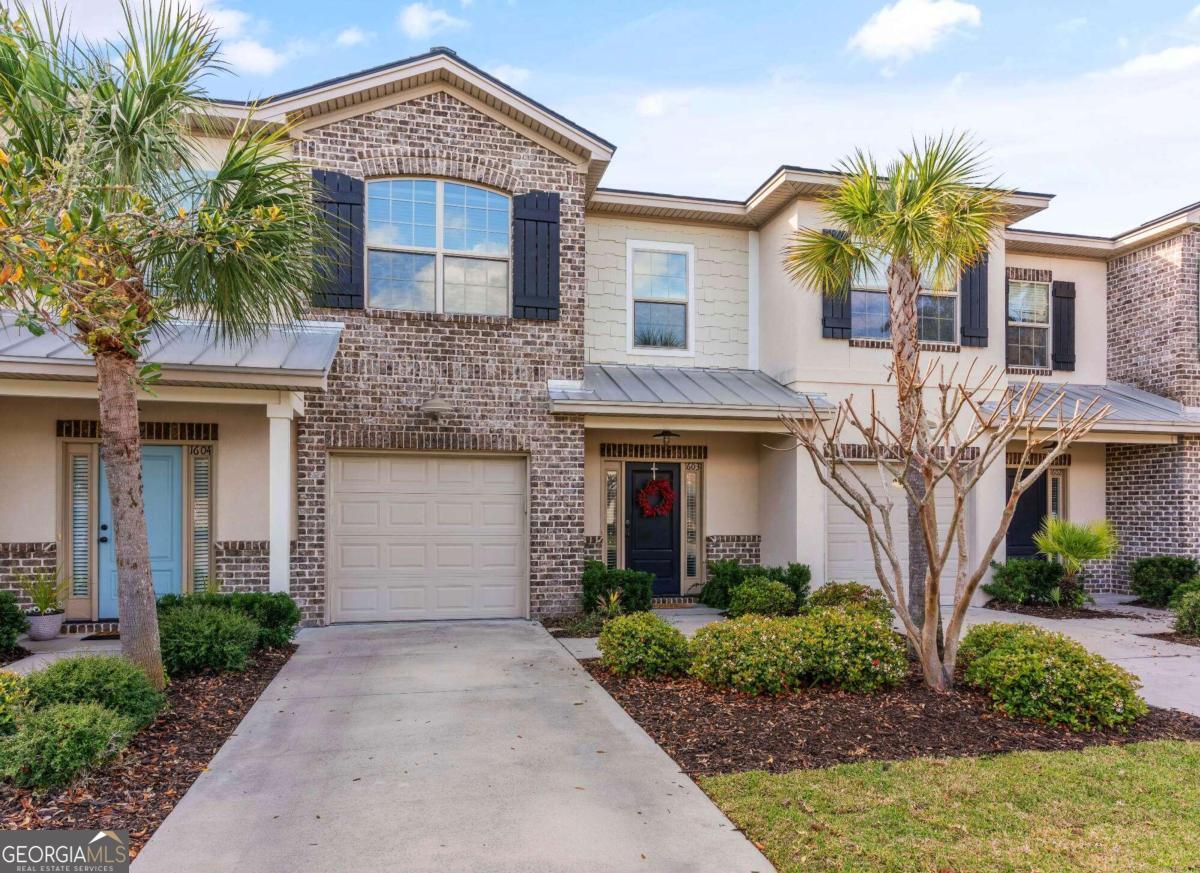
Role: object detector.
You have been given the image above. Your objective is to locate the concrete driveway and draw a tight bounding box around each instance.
[133,621,771,873]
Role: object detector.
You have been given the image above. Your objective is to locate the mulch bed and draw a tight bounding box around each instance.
[983,600,1141,620]
[1141,632,1200,649]
[0,646,294,856]
[0,647,30,668]
[584,660,1200,776]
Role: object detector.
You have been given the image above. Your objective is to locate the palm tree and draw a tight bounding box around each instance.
[1034,517,1118,607]
[0,2,324,688]
[783,135,1007,634]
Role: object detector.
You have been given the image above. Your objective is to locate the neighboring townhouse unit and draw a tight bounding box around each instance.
[1,47,1198,627]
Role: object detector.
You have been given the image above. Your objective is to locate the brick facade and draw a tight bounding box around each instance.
[288,90,587,625]
[704,534,762,566]
[213,541,271,594]
[0,542,56,609]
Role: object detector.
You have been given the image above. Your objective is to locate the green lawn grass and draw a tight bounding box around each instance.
[701,740,1200,873]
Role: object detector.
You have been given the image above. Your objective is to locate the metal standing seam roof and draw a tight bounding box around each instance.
[549,364,831,413]
[0,312,343,376]
[1002,381,1200,429]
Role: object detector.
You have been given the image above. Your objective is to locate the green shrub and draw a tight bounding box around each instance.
[0,673,27,736]
[796,607,907,693]
[24,656,164,729]
[0,703,132,789]
[807,582,893,622]
[1130,556,1200,607]
[158,592,300,649]
[580,561,653,614]
[761,563,812,607]
[1175,591,1200,637]
[597,612,689,678]
[1168,578,1200,610]
[700,560,812,609]
[159,605,260,675]
[0,592,28,652]
[983,558,1066,606]
[689,616,807,695]
[964,629,1148,731]
[727,577,796,618]
[956,622,1053,669]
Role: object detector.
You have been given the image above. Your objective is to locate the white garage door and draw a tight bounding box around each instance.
[328,454,527,622]
[826,472,964,589]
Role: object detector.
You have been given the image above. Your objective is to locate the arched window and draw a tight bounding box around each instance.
[366,179,511,315]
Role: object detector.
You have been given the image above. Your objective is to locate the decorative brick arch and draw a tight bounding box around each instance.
[356,147,520,193]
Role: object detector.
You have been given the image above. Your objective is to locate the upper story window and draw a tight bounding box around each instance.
[366,179,511,315]
[849,262,957,345]
[627,240,695,355]
[1006,280,1050,368]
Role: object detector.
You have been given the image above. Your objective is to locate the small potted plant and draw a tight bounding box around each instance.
[18,571,69,641]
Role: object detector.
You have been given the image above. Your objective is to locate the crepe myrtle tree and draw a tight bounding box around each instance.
[783,135,1009,635]
[0,2,327,688]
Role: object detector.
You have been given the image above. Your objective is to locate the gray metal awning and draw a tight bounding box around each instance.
[0,311,343,389]
[1003,380,1200,433]
[548,363,830,419]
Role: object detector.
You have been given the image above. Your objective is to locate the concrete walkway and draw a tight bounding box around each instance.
[133,620,771,873]
[3,634,120,675]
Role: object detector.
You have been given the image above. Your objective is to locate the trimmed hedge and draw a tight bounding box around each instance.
[795,607,907,693]
[807,582,893,622]
[1168,578,1200,610]
[1130,556,1200,608]
[159,605,260,676]
[24,656,164,729]
[699,560,811,609]
[1175,591,1200,637]
[983,558,1067,606]
[597,612,689,678]
[956,622,1049,670]
[0,592,28,652]
[727,577,796,618]
[580,561,654,614]
[0,672,26,736]
[158,591,300,649]
[962,622,1148,731]
[0,703,132,789]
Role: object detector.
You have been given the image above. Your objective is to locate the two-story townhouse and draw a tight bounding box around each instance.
[0,47,1197,627]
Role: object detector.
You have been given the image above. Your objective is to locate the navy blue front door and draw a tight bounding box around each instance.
[626,463,681,596]
[98,445,184,619]
[1006,469,1048,559]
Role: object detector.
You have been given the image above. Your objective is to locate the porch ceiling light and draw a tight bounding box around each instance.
[652,430,680,446]
[420,397,455,421]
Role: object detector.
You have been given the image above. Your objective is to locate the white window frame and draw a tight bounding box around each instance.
[1006,279,1052,369]
[364,177,512,315]
[625,239,696,358]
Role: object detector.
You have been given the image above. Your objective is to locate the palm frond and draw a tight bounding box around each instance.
[1034,517,1119,575]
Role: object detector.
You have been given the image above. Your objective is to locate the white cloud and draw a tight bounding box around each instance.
[1109,44,1200,77]
[397,3,468,39]
[634,91,698,118]
[222,39,287,75]
[848,0,981,64]
[1189,4,1200,22]
[336,26,371,47]
[488,64,531,87]
[1058,17,1087,33]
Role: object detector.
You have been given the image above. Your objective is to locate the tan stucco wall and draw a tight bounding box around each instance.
[583,429,762,537]
[1064,441,1107,525]
[0,397,271,544]
[584,216,750,368]
[1005,252,1108,384]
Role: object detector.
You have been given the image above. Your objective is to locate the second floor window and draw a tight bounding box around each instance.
[850,263,957,344]
[627,241,694,353]
[366,179,511,315]
[1006,280,1050,368]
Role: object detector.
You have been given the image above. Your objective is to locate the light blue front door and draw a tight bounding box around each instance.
[98,445,184,619]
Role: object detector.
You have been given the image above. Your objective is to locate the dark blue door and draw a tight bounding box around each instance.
[625,463,681,596]
[1006,469,1048,559]
[98,445,184,619]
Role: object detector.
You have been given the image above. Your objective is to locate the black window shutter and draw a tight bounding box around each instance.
[1051,280,1076,371]
[311,169,364,309]
[512,191,560,320]
[959,252,989,348]
[821,229,851,339]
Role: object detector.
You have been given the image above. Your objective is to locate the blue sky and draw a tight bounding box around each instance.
[62,0,1200,234]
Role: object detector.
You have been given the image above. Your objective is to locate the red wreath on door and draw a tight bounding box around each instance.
[636,478,676,518]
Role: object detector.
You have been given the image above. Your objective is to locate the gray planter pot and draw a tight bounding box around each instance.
[26,612,65,642]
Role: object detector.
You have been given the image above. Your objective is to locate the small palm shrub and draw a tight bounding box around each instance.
[983,558,1066,606]
[963,625,1147,731]
[24,656,165,729]
[807,582,892,622]
[0,592,28,651]
[0,703,132,789]
[1175,591,1200,637]
[1168,578,1200,610]
[689,617,807,695]
[159,605,261,675]
[597,613,689,678]
[1130,556,1200,607]
[1033,518,1117,606]
[796,607,907,693]
[580,561,653,614]
[727,577,796,618]
[158,592,301,648]
[0,672,27,736]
